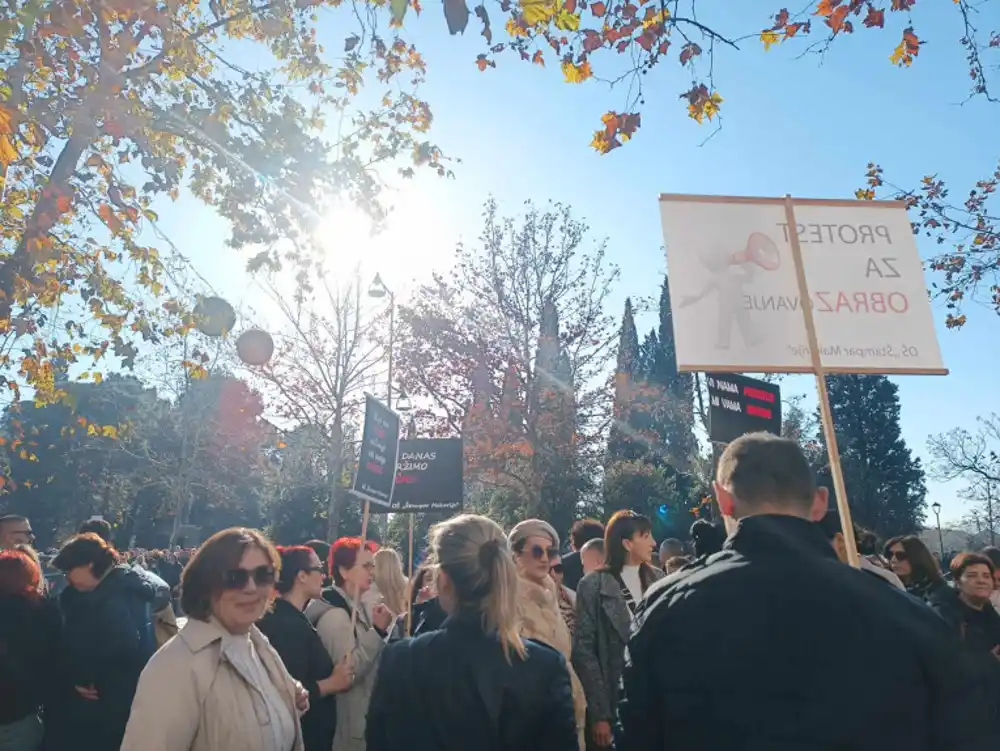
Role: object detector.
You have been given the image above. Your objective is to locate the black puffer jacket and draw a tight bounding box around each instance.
[53,565,162,751]
[367,610,578,751]
[619,515,997,751]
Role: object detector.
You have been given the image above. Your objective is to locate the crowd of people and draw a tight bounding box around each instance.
[2,431,1000,750]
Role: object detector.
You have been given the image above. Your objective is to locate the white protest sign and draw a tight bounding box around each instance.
[659,195,946,375]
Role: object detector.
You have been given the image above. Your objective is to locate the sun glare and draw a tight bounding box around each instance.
[312,186,455,291]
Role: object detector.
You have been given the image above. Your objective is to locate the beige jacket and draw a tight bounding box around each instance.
[120,617,305,751]
[516,575,587,750]
[306,587,386,751]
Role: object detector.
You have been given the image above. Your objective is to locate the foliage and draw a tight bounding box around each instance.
[457,1,996,152]
[857,161,999,329]
[817,374,927,536]
[602,459,701,539]
[396,198,619,529]
[928,414,1000,541]
[0,370,273,548]
[0,0,446,444]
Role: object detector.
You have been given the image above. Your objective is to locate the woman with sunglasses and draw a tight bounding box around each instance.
[121,528,308,751]
[258,546,353,751]
[509,520,587,750]
[572,510,663,749]
[883,535,949,603]
[305,538,393,751]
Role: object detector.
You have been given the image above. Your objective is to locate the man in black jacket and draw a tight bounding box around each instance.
[619,431,995,751]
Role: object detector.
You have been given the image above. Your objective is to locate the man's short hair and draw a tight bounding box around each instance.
[78,518,113,542]
[659,538,685,559]
[716,432,816,509]
[580,538,604,556]
[570,519,605,551]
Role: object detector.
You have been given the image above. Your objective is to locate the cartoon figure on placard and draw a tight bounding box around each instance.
[676,232,781,350]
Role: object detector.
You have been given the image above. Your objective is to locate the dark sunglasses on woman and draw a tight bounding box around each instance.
[530,544,558,561]
[223,565,277,590]
[887,550,908,562]
[550,563,564,574]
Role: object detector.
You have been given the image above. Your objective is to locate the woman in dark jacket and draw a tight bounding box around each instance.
[928,552,1000,654]
[51,533,160,751]
[367,514,578,751]
[257,545,350,751]
[409,566,447,636]
[884,535,950,602]
[572,510,663,749]
[0,549,61,751]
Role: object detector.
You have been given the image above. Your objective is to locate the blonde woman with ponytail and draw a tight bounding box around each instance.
[366,515,578,751]
[370,548,408,617]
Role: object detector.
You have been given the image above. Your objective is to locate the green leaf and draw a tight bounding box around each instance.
[391,0,408,23]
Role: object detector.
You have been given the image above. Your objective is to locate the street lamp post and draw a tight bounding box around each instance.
[367,273,394,410]
[932,501,944,561]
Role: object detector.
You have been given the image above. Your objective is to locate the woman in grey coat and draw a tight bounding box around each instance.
[571,511,663,749]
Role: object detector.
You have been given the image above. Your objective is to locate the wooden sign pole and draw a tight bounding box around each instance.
[405,513,415,636]
[349,499,371,633]
[783,195,860,568]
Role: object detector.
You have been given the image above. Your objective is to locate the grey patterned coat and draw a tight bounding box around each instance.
[571,568,664,724]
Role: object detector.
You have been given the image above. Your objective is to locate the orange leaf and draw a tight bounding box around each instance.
[97,203,122,233]
[590,1,606,15]
[475,54,495,71]
[863,6,885,28]
[826,5,849,32]
[814,0,840,16]
[532,50,545,66]
[55,192,72,214]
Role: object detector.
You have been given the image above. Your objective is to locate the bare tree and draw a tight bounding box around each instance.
[253,266,385,539]
[928,415,1000,546]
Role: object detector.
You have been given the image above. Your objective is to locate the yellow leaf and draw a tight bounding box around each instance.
[93,371,103,384]
[87,424,97,436]
[760,30,780,50]
[561,59,593,83]
[101,425,118,439]
[554,9,580,30]
[521,0,556,25]
[277,441,288,448]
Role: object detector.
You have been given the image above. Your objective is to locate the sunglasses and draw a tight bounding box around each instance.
[529,545,557,561]
[887,550,908,562]
[223,565,276,590]
[550,563,564,574]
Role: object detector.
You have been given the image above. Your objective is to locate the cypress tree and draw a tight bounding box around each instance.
[818,374,927,536]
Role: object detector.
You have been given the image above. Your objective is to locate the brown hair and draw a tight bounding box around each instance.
[181,528,279,621]
[883,535,943,587]
[951,551,995,580]
[716,432,816,509]
[52,533,118,577]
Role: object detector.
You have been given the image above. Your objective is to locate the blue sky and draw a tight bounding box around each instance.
[153,2,997,526]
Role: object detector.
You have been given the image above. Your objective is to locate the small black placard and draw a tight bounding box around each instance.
[707,373,782,444]
[352,394,401,507]
[390,438,464,513]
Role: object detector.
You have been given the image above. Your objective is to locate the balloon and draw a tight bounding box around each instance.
[193,296,236,337]
[237,328,275,367]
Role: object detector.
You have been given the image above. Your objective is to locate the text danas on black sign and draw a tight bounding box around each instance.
[391,438,463,513]
[706,373,782,444]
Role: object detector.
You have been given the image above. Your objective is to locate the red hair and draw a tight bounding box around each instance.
[329,537,378,587]
[0,549,41,598]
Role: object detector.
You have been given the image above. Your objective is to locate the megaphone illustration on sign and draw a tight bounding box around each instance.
[731,232,780,271]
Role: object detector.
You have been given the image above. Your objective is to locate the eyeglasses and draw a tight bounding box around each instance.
[305,566,325,575]
[887,550,908,562]
[530,545,557,561]
[223,565,276,590]
[550,563,564,574]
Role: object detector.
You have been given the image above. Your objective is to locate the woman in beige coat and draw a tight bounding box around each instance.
[305,538,394,751]
[121,529,308,751]
[508,519,587,750]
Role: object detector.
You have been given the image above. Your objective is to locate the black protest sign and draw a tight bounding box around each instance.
[352,395,401,507]
[392,438,463,513]
[707,373,781,444]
